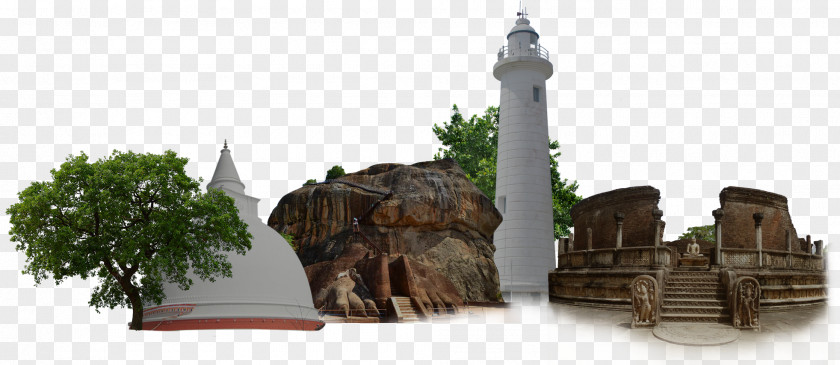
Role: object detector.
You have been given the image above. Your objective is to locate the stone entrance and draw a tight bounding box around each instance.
[661,270,729,323]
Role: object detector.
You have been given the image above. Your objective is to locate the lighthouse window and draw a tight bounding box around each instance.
[533,87,540,102]
[498,196,506,214]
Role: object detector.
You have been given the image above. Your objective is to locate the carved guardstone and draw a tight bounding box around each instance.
[631,275,659,328]
[731,277,760,329]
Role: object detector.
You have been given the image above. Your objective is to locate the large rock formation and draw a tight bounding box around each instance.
[268,159,503,314]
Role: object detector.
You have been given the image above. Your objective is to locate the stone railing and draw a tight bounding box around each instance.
[557,246,675,269]
[721,248,760,268]
[721,248,824,270]
[789,252,824,271]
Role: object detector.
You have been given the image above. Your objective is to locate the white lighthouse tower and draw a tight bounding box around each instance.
[493,9,554,297]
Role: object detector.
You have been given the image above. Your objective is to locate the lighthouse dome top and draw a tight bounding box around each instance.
[507,17,539,40]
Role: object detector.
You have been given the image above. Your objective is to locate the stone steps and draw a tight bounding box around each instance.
[660,270,730,324]
[392,296,420,322]
[663,298,726,307]
[662,305,728,315]
[661,313,730,323]
[664,292,726,300]
[665,282,720,291]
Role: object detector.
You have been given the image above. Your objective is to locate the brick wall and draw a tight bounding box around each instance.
[718,186,803,252]
[570,186,661,250]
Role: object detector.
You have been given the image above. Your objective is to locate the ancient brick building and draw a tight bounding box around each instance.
[551,186,826,327]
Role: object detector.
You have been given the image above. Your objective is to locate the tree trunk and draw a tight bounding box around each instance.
[127,291,144,330]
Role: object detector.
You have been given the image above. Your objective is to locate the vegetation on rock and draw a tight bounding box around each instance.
[325,165,346,180]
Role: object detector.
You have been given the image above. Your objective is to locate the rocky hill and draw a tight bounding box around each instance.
[268,159,503,312]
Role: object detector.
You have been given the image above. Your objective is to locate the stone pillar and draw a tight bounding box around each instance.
[652,209,663,266]
[807,235,812,254]
[586,227,593,251]
[374,252,391,309]
[815,240,823,256]
[713,208,724,266]
[785,229,792,268]
[652,209,663,247]
[569,232,574,252]
[614,212,625,249]
[753,213,764,267]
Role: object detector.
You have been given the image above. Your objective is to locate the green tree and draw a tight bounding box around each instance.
[550,140,583,237]
[325,165,346,180]
[433,104,582,239]
[433,105,499,201]
[303,179,317,186]
[678,225,716,241]
[7,150,253,330]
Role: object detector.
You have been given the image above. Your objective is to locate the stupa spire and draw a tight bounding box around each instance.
[208,140,246,195]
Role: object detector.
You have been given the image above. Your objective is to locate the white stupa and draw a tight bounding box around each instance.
[492,9,555,296]
[141,141,323,331]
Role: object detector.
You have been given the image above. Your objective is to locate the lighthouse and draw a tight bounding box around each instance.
[492,10,554,297]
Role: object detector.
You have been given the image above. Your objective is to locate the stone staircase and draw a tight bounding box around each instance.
[392,296,420,323]
[661,270,730,323]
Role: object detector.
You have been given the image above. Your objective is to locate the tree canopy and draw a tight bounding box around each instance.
[678,225,716,242]
[433,105,582,239]
[325,165,346,180]
[7,150,252,330]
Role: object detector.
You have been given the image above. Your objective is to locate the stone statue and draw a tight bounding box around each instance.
[631,275,658,328]
[732,277,760,329]
[685,237,702,257]
[634,282,652,323]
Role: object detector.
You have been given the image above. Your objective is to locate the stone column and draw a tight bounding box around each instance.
[652,209,663,266]
[614,212,625,249]
[753,213,764,267]
[785,229,792,268]
[652,209,663,247]
[815,240,823,256]
[557,238,566,268]
[568,233,574,253]
[586,227,593,251]
[374,252,391,309]
[713,208,724,266]
[807,235,812,254]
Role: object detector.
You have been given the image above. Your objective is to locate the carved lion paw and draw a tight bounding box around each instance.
[324,275,380,318]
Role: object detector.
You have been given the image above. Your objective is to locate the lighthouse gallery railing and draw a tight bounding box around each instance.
[497,44,550,61]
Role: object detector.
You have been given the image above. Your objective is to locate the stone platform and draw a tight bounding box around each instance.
[678,256,709,268]
[653,323,740,345]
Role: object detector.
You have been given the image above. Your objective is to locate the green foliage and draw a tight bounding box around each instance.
[325,165,346,180]
[280,232,297,252]
[678,225,716,242]
[303,179,317,186]
[549,140,583,237]
[6,150,253,330]
[433,104,582,239]
[433,105,499,202]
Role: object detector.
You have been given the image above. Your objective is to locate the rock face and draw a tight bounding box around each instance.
[268,159,503,309]
[570,186,662,250]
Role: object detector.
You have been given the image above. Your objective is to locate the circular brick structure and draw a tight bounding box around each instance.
[569,186,661,250]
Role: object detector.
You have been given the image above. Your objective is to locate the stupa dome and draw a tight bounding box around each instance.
[141,142,323,331]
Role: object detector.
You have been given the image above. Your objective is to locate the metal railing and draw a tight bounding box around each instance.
[497,44,550,61]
